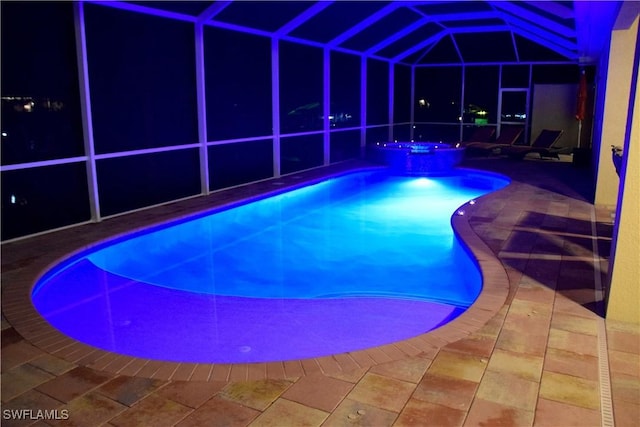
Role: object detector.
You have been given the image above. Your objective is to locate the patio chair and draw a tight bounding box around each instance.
[464,126,524,156]
[501,129,566,159]
[455,126,496,147]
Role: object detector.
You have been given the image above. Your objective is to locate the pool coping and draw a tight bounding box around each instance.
[1,161,510,382]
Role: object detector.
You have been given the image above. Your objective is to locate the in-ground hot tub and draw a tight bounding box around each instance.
[372,141,465,175]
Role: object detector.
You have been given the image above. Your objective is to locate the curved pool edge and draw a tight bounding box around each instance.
[2,162,511,382]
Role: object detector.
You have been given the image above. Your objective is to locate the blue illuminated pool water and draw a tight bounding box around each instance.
[33,169,509,363]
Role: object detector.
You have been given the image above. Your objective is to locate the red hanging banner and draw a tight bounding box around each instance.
[576,69,587,121]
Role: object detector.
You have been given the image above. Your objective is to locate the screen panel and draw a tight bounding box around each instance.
[280,41,323,134]
[330,51,361,130]
[85,4,198,154]
[97,149,200,216]
[367,59,390,126]
[414,67,462,124]
[330,130,361,163]
[280,134,323,174]
[205,27,272,141]
[1,163,90,240]
[1,2,84,165]
[209,139,273,190]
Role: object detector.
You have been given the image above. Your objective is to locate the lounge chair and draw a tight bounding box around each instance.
[464,126,524,156]
[455,126,496,147]
[501,129,565,159]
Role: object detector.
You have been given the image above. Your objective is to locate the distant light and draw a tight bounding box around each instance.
[1,132,7,137]
[458,116,462,121]
[457,210,465,216]
[477,110,487,116]
[469,200,476,205]
[10,195,16,204]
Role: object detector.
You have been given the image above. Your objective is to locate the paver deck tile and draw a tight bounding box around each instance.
[475,371,539,412]
[444,334,496,358]
[539,371,600,410]
[346,373,415,413]
[543,347,600,381]
[394,399,466,427]
[608,348,640,377]
[108,393,192,427]
[1,341,45,372]
[412,372,478,411]
[427,351,488,383]
[249,399,328,427]
[35,366,114,403]
[97,376,167,407]
[534,397,600,427]
[51,392,127,427]
[281,372,353,412]
[606,327,640,354]
[611,399,640,427]
[1,364,56,403]
[367,356,431,384]
[551,312,599,336]
[486,349,544,382]
[28,354,76,377]
[219,379,293,411]
[464,397,534,427]
[0,389,65,427]
[610,371,640,404]
[321,398,398,427]
[547,328,599,357]
[175,396,260,427]
[156,380,224,408]
[495,329,549,357]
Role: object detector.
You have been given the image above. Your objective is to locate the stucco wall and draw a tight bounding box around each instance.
[531,84,582,149]
[605,13,640,324]
[594,16,637,206]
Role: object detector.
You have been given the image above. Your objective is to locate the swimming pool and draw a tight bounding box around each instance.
[32,169,509,363]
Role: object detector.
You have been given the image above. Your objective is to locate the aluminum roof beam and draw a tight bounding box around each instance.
[88,1,197,22]
[327,2,405,48]
[85,0,619,65]
[275,1,333,37]
[196,1,232,24]
[364,16,434,57]
[525,1,574,20]
[490,1,576,38]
